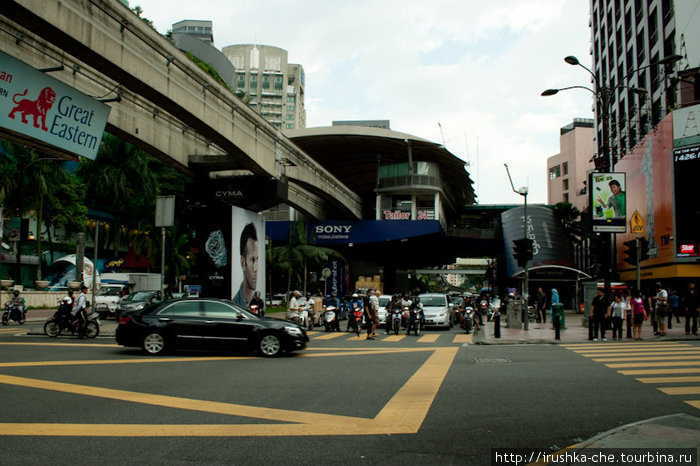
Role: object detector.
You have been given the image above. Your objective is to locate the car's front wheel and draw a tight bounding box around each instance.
[142,332,167,355]
[258,333,282,357]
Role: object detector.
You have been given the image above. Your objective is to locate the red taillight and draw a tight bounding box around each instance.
[118,315,132,325]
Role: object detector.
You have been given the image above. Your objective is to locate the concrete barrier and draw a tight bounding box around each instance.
[0,290,64,309]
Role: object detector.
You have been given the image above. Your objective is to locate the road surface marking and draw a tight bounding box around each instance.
[417,334,439,343]
[0,346,459,437]
[453,334,473,343]
[313,332,347,340]
[565,342,700,410]
[383,335,405,342]
[636,376,700,383]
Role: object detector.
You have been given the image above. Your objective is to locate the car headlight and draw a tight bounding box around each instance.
[134,303,147,311]
[284,326,303,336]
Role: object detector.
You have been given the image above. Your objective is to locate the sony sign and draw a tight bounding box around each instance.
[314,224,352,241]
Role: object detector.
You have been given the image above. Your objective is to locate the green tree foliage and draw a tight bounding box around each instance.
[268,221,344,294]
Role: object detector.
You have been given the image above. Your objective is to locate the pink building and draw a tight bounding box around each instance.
[546,118,596,211]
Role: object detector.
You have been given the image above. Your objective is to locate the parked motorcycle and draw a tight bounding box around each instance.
[44,299,100,338]
[2,302,26,325]
[322,305,340,332]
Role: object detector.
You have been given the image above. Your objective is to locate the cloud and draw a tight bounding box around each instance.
[138,0,594,204]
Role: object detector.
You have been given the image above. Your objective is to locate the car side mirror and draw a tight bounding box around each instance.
[236,314,243,322]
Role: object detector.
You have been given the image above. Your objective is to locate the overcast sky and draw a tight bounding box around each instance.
[135,0,594,205]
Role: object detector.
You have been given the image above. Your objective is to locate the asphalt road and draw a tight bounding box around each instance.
[0,323,698,465]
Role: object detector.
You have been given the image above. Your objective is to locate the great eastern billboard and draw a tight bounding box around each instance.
[0,51,110,160]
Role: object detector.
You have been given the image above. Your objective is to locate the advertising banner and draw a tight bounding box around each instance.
[266,220,443,245]
[672,144,700,258]
[230,206,266,308]
[501,206,582,278]
[196,206,232,299]
[0,51,110,160]
[325,257,347,299]
[590,172,627,233]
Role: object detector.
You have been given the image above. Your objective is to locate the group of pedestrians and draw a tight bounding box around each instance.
[589,282,699,341]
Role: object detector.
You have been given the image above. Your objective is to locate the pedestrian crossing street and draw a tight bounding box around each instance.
[564,342,700,410]
[307,330,473,344]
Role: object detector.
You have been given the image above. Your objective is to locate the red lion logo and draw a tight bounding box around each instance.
[8,87,57,131]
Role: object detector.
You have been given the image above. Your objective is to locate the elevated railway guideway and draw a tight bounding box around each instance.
[0,0,361,220]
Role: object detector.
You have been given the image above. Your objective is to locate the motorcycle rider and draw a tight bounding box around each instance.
[347,293,363,332]
[386,294,403,334]
[286,290,301,321]
[10,289,26,319]
[72,285,89,335]
[325,292,341,331]
[407,296,424,334]
[249,290,265,316]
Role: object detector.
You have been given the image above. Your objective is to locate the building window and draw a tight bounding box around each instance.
[564,193,570,203]
[549,165,561,179]
[562,162,569,175]
[287,96,295,103]
[287,105,294,112]
[275,76,283,90]
[286,123,294,129]
[262,75,270,89]
[236,73,245,89]
[286,114,294,120]
[250,74,258,91]
[563,178,569,191]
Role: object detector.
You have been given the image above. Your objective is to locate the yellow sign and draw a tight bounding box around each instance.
[630,210,645,234]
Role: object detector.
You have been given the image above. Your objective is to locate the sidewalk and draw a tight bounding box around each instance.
[475,310,700,344]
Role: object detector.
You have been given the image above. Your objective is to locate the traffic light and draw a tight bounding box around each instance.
[623,239,638,265]
[512,238,534,267]
[639,237,649,262]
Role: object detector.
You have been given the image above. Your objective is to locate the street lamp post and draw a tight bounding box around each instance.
[541,54,682,300]
[504,163,529,331]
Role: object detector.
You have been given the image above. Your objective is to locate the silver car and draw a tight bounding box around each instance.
[418,293,452,328]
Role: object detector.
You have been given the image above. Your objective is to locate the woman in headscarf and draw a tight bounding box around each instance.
[550,288,560,323]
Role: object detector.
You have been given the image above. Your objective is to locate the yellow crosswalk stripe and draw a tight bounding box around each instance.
[313,332,347,340]
[383,335,406,342]
[658,386,700,395]
[417,334,439,343]
[566,341,700,410]
[453,334,473,344]
[636,376,700,383]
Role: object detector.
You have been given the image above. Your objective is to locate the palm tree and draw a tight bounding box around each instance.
[268,221,343,294]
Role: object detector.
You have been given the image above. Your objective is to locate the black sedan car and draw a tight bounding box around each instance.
[116,298,308,357]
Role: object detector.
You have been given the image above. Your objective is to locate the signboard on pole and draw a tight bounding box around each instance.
[0,51,110,160]
[590,172,627,233]
[630,210,645,234]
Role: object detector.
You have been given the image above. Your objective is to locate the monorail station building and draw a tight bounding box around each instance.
[266,123,482,294]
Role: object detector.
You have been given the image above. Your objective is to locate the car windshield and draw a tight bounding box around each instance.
[96,287,122,296]
[379,297,390,307]
[420,295,446,306]
[123,291,154,302]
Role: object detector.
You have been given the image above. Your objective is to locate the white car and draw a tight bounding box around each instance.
[377,294,392,324]
[418,293,452,328]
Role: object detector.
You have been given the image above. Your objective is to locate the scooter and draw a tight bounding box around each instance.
[2,302,26,325]
[462,306,475,334]
[391,307,403,335]
[323,305,340,332]
[349,307,364,336]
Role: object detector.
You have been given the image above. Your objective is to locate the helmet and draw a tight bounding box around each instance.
[465,292,473,298]
[351,293,358,298]
[413,297,420,304]
[62,297,72,304]
[12,289,19,296]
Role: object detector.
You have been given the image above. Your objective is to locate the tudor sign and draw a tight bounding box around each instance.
[0,51,110,160]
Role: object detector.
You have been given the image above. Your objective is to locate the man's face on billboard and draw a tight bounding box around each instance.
[242,238,258,290]
[610,183,621,195]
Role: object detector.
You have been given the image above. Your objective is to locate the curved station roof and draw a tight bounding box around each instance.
[286,126,476,219]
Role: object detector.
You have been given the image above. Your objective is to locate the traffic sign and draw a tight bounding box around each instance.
[630,210,645,234]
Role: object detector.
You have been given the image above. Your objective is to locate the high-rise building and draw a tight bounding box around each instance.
[222,44,306,130]
[171,20,213,45]
[547,119,596,211]
[589,0,696,168]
